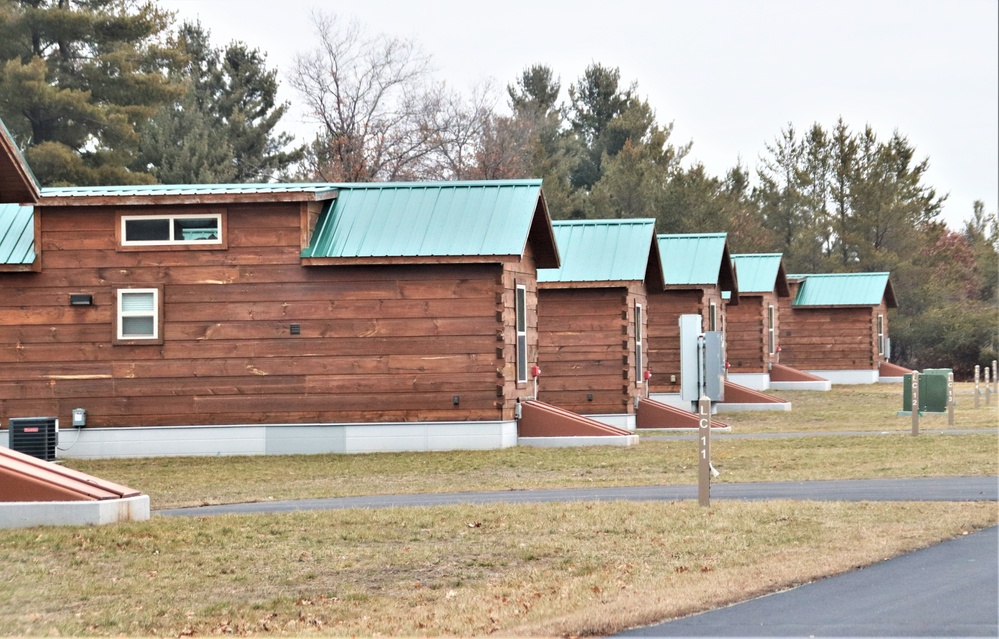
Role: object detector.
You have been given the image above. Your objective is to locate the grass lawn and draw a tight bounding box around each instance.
[1,501,994,637]
[3,383,996,636]
[717,382,998,433]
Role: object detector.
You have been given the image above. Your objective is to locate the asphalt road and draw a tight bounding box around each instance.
[158,476,998,517]
[617,524,999,637]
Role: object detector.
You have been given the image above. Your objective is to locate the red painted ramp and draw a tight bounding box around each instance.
[723,381,787,404]
[0,447,141,502]
[636,398,729,430]
[770,363,828,382]
[518,401,632,437]
[879,362,913,377]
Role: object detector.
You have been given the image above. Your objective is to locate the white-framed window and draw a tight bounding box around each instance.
[516,284,528,383]
[708,301,718,332]
[116,288,160,342]
[120,213,223,246]
[635,302,644,386]
[877,313,885,356]
[768,304,776,355]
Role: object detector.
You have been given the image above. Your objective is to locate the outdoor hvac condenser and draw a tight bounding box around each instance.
[8,417,59,462]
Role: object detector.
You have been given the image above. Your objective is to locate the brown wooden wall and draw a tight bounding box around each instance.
[727,292,780,373]
[778,294,887,371]
[646,286,727,393]
[537,284,647,415]
[0,203,538,427]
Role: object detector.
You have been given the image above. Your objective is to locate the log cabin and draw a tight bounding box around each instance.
[0,167,562,457]
[725,253,790,390]
[646,233,738,402]
[536,218,665,429]
[779,272,898,384]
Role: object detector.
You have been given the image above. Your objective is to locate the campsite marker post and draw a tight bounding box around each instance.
[698,395,711,507]
[947,372,955,427]
[911,371,920,436]
[974,365,980,409]
[986,366,992,407]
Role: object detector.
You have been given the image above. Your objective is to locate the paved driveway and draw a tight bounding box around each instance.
[158,476,998,517]
[617,524,998,637]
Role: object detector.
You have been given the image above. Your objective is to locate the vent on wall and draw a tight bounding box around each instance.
[8,417,59,462]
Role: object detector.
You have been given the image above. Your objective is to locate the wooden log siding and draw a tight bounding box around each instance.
[726,292,779,373]
[646,286,728,393]
[778,294,887,372]
[537,284,646,415]
[0,203,536,427]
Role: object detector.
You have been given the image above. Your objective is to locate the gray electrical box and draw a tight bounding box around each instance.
[679,315,726,403]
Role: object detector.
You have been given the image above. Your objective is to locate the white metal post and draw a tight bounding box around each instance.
[698,395,711,507]
[986,366,992,407]
[974,365,980,409]
[911,370,920,436]
[947,372,955,427]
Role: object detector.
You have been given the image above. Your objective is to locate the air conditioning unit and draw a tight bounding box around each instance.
[8,417,59,462]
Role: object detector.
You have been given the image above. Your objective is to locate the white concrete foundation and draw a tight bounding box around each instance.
[518,435,639,448]
[726,373,771,391]
[878,376,905,384]
[806,369,880,385]
[649,393,694,412]
[585,413,637,431]
[41,421,519,459]
[0,495,150,529]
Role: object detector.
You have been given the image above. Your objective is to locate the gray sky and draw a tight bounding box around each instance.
[157,0,998,229]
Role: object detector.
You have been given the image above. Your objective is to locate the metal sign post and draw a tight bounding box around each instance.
[947,372,955,427]
[986,366,992,407]
[698,395,711,507]
[974,365,980,409]
[993,360,998,395]
[911,370,920,436]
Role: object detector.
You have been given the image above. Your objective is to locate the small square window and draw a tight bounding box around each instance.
[116,288,161,343]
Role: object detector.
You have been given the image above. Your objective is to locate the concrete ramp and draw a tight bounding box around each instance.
[0,447,149,528]
[718,381,792,412]
[518,401,638,447]
[769,363,832,391]
[636,398,729,430]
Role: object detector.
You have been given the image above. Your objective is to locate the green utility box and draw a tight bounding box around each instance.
[902,369,952,414]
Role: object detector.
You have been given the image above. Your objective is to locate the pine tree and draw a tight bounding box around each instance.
[0,0,182,185]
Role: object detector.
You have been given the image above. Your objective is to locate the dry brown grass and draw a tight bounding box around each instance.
[720,382,998,433]
[0,501,994,637]
[66,432,998,510]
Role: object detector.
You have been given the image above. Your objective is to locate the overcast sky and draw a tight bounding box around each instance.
[156,0,998,229]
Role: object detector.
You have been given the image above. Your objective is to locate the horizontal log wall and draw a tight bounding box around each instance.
[778,299,885,371]
[727,292,780,373]
[647,288,700,393]
[537,284,645,415]
[0,203,526,427]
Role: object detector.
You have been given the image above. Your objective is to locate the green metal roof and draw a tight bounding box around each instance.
[657,233,734,287]
[792,272,897,307]
[538,219,657,284]
[0,204,35,265]
[302,180,549,260]
[730,253,789,295]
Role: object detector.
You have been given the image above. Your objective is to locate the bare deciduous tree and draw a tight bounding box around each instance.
[290,11,441,181]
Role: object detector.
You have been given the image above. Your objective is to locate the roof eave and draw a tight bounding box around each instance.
[38,190,340,207]
[0,123,41,204]
[526,187,560,269]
